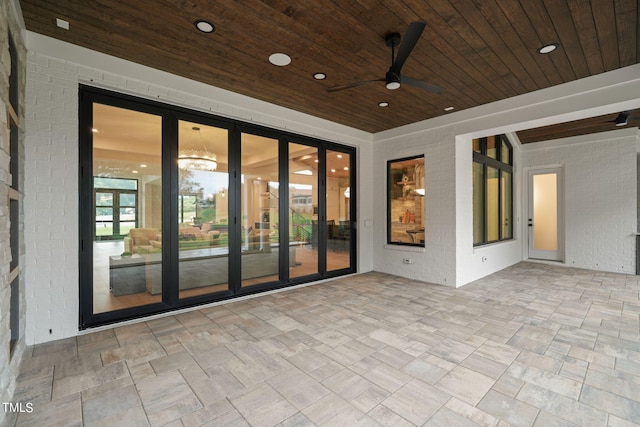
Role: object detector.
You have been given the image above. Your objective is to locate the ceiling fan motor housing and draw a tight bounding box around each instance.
[385,70,401,89]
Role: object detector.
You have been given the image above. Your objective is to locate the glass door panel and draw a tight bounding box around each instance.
[241,133,280,287]
[178,121,230,298]
[92,104,163,314]
[327,150,351,271]
[288,143,318,278]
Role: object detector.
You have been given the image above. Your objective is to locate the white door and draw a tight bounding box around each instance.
[528,168,563,261]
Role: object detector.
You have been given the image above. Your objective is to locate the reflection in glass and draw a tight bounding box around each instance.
[387,156,424,246]
[92,104,162,313]
[501,171,512,239]
[328,150,352,269]
[178,122,230,298]
[487,166,499,242]
[473,162,484,245]
[241,133,280,287]
[289,143,318,278]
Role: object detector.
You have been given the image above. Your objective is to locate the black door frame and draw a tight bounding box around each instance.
[79,85,356,329]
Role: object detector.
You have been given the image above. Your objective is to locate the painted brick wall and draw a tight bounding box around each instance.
[0,0,26,424]
[522,130,638,273]
[23,36,373,345]
[373,126,458,286]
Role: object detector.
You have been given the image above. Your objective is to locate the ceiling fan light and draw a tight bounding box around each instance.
[615,112,629,126]
[385,71,401,90]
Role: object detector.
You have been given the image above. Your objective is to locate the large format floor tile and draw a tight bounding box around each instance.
[7,262,640,426]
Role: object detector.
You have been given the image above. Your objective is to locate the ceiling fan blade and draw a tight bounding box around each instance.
[327,78,385,92]
[401,75,445,93]
[391,21,426,74]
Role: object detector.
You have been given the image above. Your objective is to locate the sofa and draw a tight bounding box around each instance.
[123,225,224,254]
[123,228,161,254]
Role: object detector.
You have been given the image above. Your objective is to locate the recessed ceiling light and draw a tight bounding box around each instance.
[195,20,215,33]
[337,154,342,159]
[538,44,558,54]
[444,106,455,111]
[313,73,327,80]
[140,164,147,168]
[314,159,319,163]
[331,169,336,173]
[378,102,389,107]
[294,170,313,175]
[132,170,138,174]
[91,128,100,133]
[343,167,349,171]
[56,18,69,30]
[269,53,291,66]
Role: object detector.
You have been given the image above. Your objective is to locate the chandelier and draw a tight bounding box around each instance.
[178,127,217,171]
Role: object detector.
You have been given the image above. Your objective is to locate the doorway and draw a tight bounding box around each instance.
[527,168,563,261]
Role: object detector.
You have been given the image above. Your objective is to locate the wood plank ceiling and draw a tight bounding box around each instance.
[19,0,639,139]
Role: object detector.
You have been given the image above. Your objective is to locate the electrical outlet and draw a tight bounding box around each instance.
[402,258,412,264]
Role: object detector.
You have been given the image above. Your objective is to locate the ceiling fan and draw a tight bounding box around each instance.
[328,22,445,94]
[610,110,640,127]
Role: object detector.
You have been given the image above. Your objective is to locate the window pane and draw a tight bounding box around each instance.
[96,192,113,206]
[289,143,318,278]
[95,177,137,190]
[93,104,163,313]
[388,156,425,246]
[473,162,484,245]
[327,150,353,268]
[120,193,136,207]
[178,121,230,298]
[472,138,482,153]
[486,166,499,241]
[501,171,512,239]
[501,138,511,165]
[241,133,280,287]
[486,136,497,159]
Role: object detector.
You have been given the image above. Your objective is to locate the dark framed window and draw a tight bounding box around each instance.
[387,155,425,246]
[473,135,513,245]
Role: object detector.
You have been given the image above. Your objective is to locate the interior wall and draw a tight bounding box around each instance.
[23,33,373,345]
[521,129,638,273]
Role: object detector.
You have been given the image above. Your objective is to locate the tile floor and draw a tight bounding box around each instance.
[6,262,640,426]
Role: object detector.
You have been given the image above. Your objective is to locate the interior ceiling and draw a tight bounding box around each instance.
[20,0,639,140]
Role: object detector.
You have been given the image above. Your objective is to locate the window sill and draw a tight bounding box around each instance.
[385,244,425,253]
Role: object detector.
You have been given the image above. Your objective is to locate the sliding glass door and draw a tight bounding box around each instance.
[288,143,319,278]
[80,86,356,328]
[240,133,280,288]
[89,103,164,314]
[327,150,352,271]
[178,120,230,299]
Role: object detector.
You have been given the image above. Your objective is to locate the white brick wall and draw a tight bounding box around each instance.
[0,1,26,424]
[24,34,373,345]
[373,127,458,286]
[522,130,638,273]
